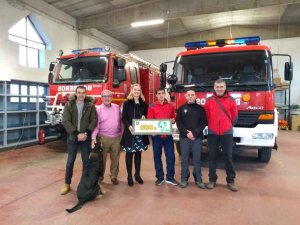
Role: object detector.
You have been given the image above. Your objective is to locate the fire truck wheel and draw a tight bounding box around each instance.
[258,147,272,162]
[175,142,181,156]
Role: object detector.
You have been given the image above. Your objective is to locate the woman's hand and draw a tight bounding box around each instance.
[129,125,134,134]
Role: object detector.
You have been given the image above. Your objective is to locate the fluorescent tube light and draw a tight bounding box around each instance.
[131,19,164,27]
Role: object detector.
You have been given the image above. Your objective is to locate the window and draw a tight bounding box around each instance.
[8,16,46,68]
[10,84,19,103]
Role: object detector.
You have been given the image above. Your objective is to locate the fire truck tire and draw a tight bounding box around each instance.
[258,147,272,162]
[175,141,181,156]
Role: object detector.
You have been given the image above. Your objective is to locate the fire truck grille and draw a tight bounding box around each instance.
[236,112,259,128]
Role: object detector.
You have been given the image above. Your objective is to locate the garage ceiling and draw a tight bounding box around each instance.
[14,0,300,50]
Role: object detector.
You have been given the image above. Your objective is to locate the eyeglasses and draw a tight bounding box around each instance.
[102,95,112,98]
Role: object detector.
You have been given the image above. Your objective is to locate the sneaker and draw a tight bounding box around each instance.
[179,181,188,188]
[60,184,70,195]
[155,179,165,186]
[206,181,216,189]
[195,181,205,189]
[227,182,238,192]
[111,178,119,185]
[166,179,179,186]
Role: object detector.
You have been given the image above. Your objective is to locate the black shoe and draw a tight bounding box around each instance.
[128,177,134,187]
[135,175,144,184]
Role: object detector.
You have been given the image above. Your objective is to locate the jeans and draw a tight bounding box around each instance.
[151,136,175,181]
[180,138,203,182]
[207,134,236,183]
[65,138,91,184]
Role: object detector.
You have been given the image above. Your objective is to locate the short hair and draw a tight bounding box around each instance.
[101,89,112,96]
[127,83,145,101]
[156,87,165,94]
[214,79,226,85]
[75,85,86,93]
[186,89,196,94]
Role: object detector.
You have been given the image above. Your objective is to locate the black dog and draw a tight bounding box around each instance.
[66,142,104,213]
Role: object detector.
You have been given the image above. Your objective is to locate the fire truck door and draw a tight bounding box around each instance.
[111,65,129,104]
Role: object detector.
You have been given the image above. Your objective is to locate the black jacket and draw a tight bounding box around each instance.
[176,102,207,139]
[120,98,149,147]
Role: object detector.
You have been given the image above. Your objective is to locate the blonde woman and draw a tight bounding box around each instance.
[120,84,149,186]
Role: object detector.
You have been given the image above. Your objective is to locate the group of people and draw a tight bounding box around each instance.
[60,78,238,196]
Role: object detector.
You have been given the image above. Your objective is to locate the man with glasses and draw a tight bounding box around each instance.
[91,90,123,187]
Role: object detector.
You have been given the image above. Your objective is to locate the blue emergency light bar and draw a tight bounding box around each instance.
[184,36,260,50]
[71,46,110,54]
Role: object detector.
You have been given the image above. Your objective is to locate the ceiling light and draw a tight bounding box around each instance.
[131,19,164,27]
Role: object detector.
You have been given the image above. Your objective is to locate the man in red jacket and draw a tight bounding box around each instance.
[204,79,238,192]
[148,87,178,186]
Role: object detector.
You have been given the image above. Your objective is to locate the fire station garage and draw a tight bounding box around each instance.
[1,0,300,224]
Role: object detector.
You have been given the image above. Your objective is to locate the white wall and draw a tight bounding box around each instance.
[0,0,127,83]
[131,37,300,104]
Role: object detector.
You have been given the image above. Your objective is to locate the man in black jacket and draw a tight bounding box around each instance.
[176,90,207,188]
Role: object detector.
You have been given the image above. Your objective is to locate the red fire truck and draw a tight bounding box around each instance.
[160,36,293,162]
[45,47,161,129]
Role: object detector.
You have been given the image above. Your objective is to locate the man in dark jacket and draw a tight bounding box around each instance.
[176,90,207,189]
[61,86,98,195]
[204,79,238,192]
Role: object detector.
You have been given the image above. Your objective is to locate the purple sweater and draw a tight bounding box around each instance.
[92,103,123,139]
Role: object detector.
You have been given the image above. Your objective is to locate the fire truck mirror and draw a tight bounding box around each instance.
[113,79,120,88]
[161,73,166,88]
[284,62,293,81]
[167,74,178,86]
[49,63,55,71]
[160,63,167,73]
[48,72,53,84]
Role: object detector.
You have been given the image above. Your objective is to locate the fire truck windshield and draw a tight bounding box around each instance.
[52,56,108,84]
[174,51,271,88]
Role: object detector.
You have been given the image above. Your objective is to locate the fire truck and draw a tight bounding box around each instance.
[160,36,293,162]
[45,47,161,130]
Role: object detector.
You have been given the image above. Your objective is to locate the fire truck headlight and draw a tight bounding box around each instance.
[252,133,274,139]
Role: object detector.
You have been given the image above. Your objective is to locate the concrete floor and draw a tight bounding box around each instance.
[0,130,300,225]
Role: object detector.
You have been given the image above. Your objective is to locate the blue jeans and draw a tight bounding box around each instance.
[180,138,203,182]
[151,136,175,181]
[65,138,91,184]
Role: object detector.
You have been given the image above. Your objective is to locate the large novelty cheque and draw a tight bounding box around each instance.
[132,119,173,135]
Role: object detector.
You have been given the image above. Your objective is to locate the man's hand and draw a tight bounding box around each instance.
[171,118,175,124]
[91,139,96,148]
[186,130,195,140]
[77,133,87,142]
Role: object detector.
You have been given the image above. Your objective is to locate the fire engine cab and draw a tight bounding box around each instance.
[160,36,293,162]
[45,47,161,129]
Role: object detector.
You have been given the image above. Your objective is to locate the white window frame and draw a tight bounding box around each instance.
[8,16,46,68]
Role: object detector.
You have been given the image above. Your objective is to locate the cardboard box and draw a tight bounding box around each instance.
[290,115,300,131]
